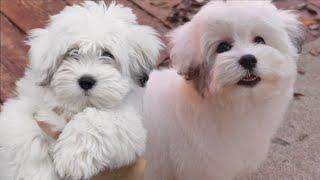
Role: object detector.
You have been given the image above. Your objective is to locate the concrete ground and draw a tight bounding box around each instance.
[238,38,320,180]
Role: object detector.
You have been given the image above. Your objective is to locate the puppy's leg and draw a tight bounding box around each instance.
[53,106,146,180]
[0,99,61,180]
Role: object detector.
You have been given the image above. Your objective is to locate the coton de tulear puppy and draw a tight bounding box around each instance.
[143,1,303,180]
[0,1,162,180]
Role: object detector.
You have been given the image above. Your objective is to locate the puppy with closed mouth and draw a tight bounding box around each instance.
[0,1,162,180]
[143,1,303,180]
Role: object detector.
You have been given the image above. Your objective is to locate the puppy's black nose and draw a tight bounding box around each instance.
[238,54,257,71]
[78,75,96,90]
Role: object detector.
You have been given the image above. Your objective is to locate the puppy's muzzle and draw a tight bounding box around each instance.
[78,75,96,90]
[238,54,261,87]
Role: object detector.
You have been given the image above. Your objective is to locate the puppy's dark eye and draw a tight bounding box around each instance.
[138,73,149,87]
[254,36,265,44]
[67,48,79,60]
[216,41,232,53]
[101,51,114,59]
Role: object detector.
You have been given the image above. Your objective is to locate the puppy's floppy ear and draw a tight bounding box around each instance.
[128,26,163,87]
[27,28,66,86]
[168,22,199,77]
[278,10,305,53]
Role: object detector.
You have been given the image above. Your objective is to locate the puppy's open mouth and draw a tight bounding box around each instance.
[238,73,261,87]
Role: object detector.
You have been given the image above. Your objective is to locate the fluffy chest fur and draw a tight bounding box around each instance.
[144,69,293,180]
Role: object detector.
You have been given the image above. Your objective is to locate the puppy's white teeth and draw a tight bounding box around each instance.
[241,74,258,82]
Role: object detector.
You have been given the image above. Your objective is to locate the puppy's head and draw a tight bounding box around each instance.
[27,1,162,109]
[169,1,303,101]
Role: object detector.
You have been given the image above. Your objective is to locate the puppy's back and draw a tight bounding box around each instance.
[143,69,182,179]
[144,69,181,126]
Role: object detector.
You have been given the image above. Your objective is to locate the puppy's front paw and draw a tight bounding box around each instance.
[53,111,105,179]
[53,106,146,179]
[53,136,104,179]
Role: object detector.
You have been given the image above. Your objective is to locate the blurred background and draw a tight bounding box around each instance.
[0,0,319,179]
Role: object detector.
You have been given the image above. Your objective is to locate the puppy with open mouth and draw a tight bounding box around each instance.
[0,1,162,180]
[143,1,303,180]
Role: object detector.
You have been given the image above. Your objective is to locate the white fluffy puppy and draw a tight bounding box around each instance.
[144,1,303,180]
[0,1,162,180]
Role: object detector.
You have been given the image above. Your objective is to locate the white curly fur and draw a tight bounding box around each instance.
[0,1,162,180]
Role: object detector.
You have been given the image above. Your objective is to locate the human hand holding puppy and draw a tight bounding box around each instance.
[34,107,69,140]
